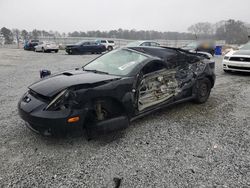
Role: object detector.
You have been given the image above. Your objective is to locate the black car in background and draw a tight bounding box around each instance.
[18,46,215,137]
[65,41,106,55]
[24,39,39,51]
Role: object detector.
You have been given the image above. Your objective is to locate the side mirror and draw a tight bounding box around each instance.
[40,69,51,78]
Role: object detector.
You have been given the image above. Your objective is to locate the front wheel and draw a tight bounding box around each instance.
[54,50,58,53]
[194,78,211,104]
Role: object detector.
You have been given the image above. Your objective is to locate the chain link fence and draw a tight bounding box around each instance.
[0,37,226,49]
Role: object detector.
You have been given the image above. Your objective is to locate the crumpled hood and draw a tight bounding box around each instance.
[29,69,121,97]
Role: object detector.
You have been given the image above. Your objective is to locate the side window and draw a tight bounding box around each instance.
[141,42,150,46]
[151,42,159,46]
[101,40,106,43]
[142,61,166,75]
[84,42,90,45]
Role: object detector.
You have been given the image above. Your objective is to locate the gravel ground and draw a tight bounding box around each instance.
[0,49,249,188]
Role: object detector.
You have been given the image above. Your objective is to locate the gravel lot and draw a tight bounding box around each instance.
[0,49,249,188]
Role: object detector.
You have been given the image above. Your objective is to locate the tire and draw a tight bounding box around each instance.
[107,46,113,51]
[42,47,45,53]
[194,77,211,104]
[54,50,58,53]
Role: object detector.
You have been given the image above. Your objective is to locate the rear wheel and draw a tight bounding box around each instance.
[107,46,113,51]
[54,50,58,53]
[194,78,211,104]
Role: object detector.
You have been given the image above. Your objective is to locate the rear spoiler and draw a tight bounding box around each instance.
[159,46,211,59]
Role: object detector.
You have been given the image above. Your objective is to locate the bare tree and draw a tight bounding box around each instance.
[188,22,214,37]
[0,27,13,44]
[215,19,248,44]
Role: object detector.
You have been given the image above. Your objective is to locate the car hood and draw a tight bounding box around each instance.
[226,50,250,56]
[29,69,121,97]
[232,50,250,56]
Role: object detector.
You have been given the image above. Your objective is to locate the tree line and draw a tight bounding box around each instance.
[1,19,249,45]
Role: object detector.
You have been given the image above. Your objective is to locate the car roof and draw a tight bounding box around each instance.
[126,40,160,47]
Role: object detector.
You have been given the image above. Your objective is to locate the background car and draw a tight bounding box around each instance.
[18,46,215,137]
[23,39,39,51]
[65,41,106,55]
[222,42,250,73]
[34,41,59,53]
[126,40,160,47]
[182,40,215,56]
[95,39,115,51]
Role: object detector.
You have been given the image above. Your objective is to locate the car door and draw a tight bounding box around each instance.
[90,42,98,52]
[79,42,89,53]
[135,60,179,112]
[167,52,195,100]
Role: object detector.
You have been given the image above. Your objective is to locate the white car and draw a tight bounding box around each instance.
[95,39,115,51]
[223,42,250,73]
[34,41,59,53]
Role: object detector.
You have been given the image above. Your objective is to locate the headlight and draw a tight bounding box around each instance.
[224,56,230,60]
[45,89,76,111]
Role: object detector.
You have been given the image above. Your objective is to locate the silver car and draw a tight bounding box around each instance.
[126,40,160,47]
[34,41,59,53]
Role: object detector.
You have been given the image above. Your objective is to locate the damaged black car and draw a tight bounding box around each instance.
[18,46,215,137]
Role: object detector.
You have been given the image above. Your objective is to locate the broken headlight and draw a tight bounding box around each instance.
[45,89,77,111]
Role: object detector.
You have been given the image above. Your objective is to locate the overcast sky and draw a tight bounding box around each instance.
[0,0,249,33]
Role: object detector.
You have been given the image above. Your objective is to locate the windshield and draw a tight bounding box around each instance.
[240,42,250,50]
[83,49,148,76]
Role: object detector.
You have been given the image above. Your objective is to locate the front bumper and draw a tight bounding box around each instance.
[18,94,86,135]
[222,59,250,72]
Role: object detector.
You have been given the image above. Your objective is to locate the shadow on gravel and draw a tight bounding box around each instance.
[224,71,250,76]
[28,126,127,146]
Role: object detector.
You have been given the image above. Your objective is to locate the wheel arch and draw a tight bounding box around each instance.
[205,75,215,88]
